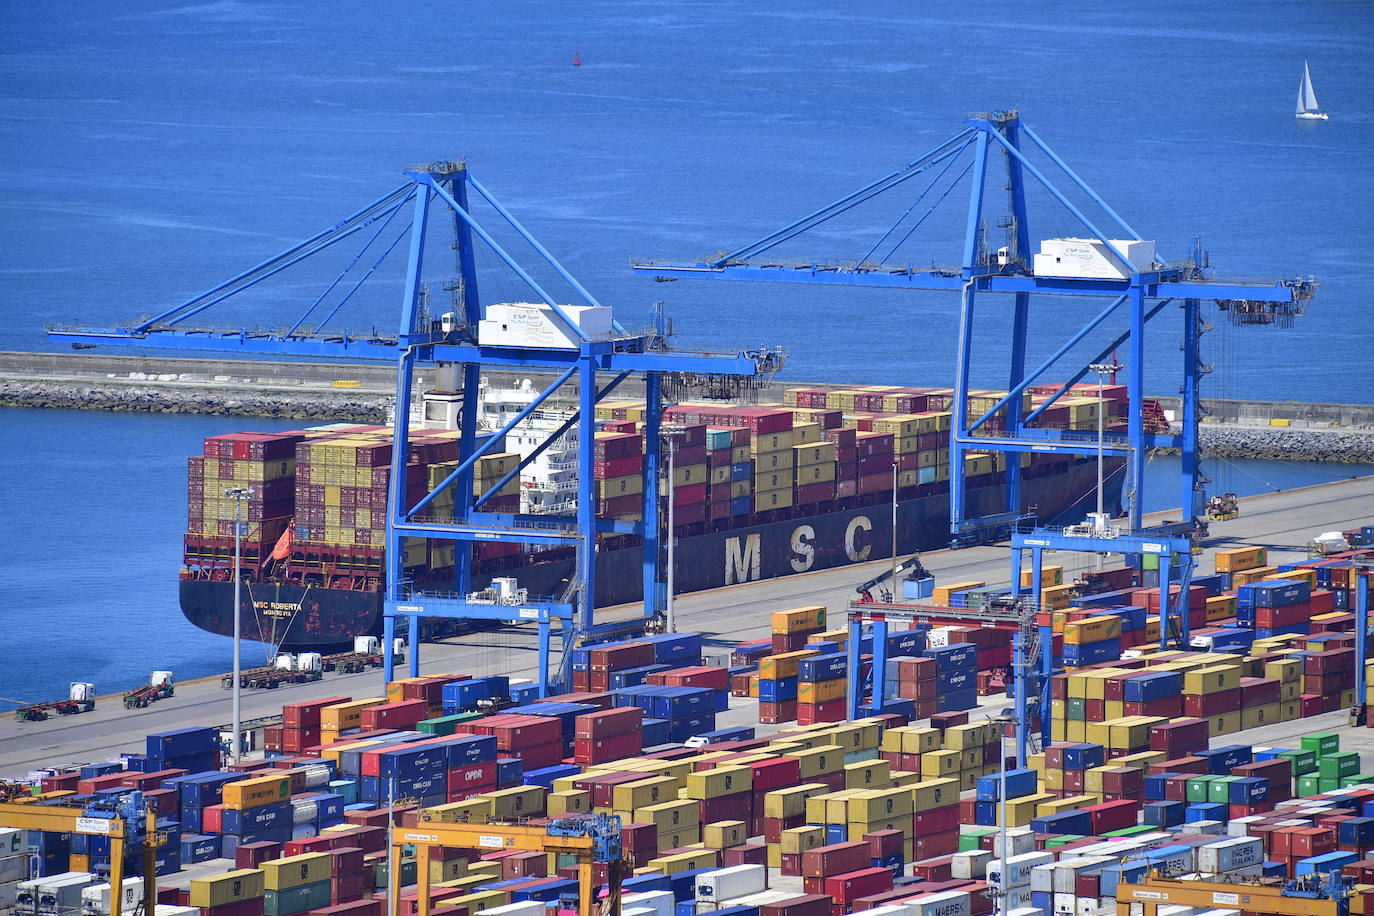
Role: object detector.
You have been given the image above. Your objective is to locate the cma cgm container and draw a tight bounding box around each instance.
[179,390,1124,648]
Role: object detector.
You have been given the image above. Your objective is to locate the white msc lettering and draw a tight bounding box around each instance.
[724,533,761,584]
[845,516,872,562]
[789,525,815,572]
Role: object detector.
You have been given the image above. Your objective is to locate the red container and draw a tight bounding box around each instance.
[589,642,655,672]
[823,867,894,908]
[235,841,282,868]
[283,836,334,856]
[1085,799,1139,834]
[574,706,643,740]
[661,666,730,690]
[358,699,428,731]
[486,716,562,750]
[801,840,870,878]
[911,829,960,860]
[312,902,381,916]
[202,899,264,916]
[759,700,798,724]
[1183,689,1241,717]
[865,829,904,858]
[760,895,835,916]
[573,731,641,764]
[700,791,752,825]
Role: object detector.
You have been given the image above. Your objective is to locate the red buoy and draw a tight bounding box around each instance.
[573,48,582,67]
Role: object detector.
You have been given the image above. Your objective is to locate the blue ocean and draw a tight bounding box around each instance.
[1,1,1372,702]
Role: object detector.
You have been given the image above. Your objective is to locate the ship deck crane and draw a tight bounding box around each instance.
[394,813,626,916]
[46,160,785,695]
[633,109,1316,549]
[0,793,163,916]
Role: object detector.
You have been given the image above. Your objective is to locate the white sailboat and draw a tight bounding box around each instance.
[1296,60,1328,120]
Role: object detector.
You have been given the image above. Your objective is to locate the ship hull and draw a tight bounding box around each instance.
[180,459,1121,649]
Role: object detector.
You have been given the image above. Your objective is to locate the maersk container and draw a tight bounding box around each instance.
[907,889,973,916]
[1195,837,1264,874]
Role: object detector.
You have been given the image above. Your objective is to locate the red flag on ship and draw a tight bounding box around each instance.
[269,524,293,561]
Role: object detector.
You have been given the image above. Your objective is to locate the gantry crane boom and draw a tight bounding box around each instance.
[1117,874,1347,916]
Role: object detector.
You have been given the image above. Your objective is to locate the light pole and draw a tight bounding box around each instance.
[664,431,682,633]
[1087,362,1121,567]
[225,486,250,763]
[890,461,899,600]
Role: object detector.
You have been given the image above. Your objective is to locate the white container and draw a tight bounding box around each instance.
[994,827,1037,859]
[38,873,96,913]
[69,682,95,702]
[1158,907,1194,916]
[909,891,972,916]
[693,864,765,904]
[81,879,143,916]
[848,907,909,916]
[989,851,1054,888]
[474,902,548,915]
[290,824,318,840]
[477,302,614,350]
[1074,898,1098,916]
[273,654,295,670]
[619,890,673,916]
[290,800,318,824]
[1180,820,1224,836]
[1194,837,1263,874]
[154,907,199,916]
[1032,237,1157,280]
[1009,908,1045,916]
[715,890,797,908]
[295,653,322,672]
[1008,887,1033,910]
[1050,857,1114,894]
[354,636,380,654]
[0,881,18,910]
[951,849,990,879]
[0,853,24,883]
[1030,864,1056,894]
[926,626,956,648]
[150,671,174,687]
[392,637,406,657]
[1051,893,1076,916]
[297,764,332,789]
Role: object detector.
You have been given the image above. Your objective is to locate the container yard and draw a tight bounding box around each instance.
[4,478,1372,916]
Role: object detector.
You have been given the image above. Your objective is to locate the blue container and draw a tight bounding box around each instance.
[79,762,122,778]
[1143,774,1173,801]
[872,853,904,876]
[509,684,540,705]
[1031,810,1092,835]
[497,757,522,787]
[181,806,203,833]
[691,726,755,744]
[1031,892,1052,913]
[1262,861,1288,878]
[1228,777,1268,805]
[1099,861,1149,897]
[1100,605,1147,631]
[860,698,915,719]
[974,800,997,826]
[609,664,671,689]
[1295,851,1359,877]
[935,668,973,692]
[730,462,751,481]
[443,734,499,766]
[1063,637,1122,666]
[147,726,218,759]
[808,640,840,656]
[730,496,752,516]
[642,718,671,747]
[1189,574,1229,597]
[1185,802,1228,823]
[1339,817,1374,847]
[180,834,221,863]
[668,714,716,743]
[924,643,976,670]
[378,743,451,779]
[1145,845,1194,874]
[976,768,1037,802]
[640,632,704,664]
[1071,588,1136,608]
[173,771,243,808]
[621,874,671,897]
[887,631,925,656]
[523,764,579,790]
[512,877,580,902]
[758,678,798,703]
[935,688,978,712]
[1237,580,1310,608]
[801,653,848,682]
[667,868,710,901]
[1143,800,1185,827]
[1062,744,1105,771]
[1123,671,1182,703]
[1196,744,1253,774]
[442,676,510,710]
[220,801,292,835]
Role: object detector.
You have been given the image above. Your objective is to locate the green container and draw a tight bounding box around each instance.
[1045,835,1086,849]
[372,857,417,889]
[1279,749,1318,775]
[1301,733,1340,757]
[263,882,331,916]
[1143,553,1159,571]
[1186,776,1216,803]
[1207,776,1239,804]
[1297,773,1322,797]
[959,827,997,852]
[328,778,357,805]
[1341,774,1374,788]
[1317,751,1359,780]
[1066,698,1086,721]
[844,748,880,764]
[1103,825,1156,838]
[417,711,483,735]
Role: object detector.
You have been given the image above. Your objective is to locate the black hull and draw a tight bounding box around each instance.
[180,460,1121,649]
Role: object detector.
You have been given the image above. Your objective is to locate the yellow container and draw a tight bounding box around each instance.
[425,799,490,823]
[1213,546,1267,573]
[1183,665,1241,694]
[1064,616,1121,645]
[613,777,680,811]
[943,722,997,748]
[763,784,829,819]
[1020,565,1064,588]
[771,606,827,634]
[1206,595,1237,622]
[780,825,826,855]
[319,698,384,732]
[758,650,820,680]
[548,790,590,816]
[684,766,752,800]
[798,679,846,704]
[648,848,718,875]
[806,791,861,826]
[843,760,892,790]
[221,773,291,810]
[932,581,984,604]
[848,787,913,821]
[787,745,845,778]
[261,853,331,891]
[634,799,699,834]
[487,786,544,819]
[911,778,959,811]
[446,892,507,912]
[429,854,468,884]
[703,821,747,849]
[190,870,264,908]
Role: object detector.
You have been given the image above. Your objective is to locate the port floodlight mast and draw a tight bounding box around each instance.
[47,160,785,695]
[633,109,1317,550]
[225,486,250,763]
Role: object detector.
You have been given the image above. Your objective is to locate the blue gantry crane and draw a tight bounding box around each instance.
[48,160,784,694]
[633,109,1316,545]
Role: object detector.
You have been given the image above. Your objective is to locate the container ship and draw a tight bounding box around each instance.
[180,378,1131,649]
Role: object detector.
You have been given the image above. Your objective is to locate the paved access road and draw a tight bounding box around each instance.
[1,476,1369,775]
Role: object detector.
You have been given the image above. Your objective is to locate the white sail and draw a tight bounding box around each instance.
[1298,60,1321,115]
